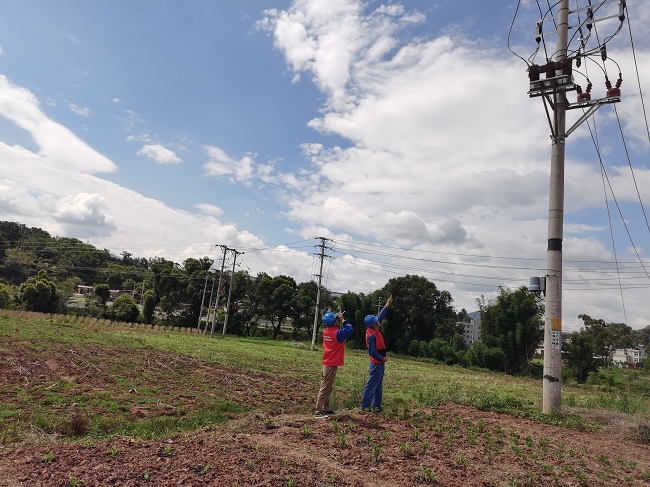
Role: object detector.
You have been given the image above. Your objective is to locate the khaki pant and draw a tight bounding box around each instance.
[315,365,338,412]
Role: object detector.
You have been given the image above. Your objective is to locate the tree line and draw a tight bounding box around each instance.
[0,221,648,382]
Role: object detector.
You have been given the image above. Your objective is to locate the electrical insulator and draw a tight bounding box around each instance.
[586,7,593,30]
[528,64,540,81]
[545,61,556,78]
[619,0,626,21]
[561,58,572,76]
[607,74,622,98]
[535,20,543,43]
[605,77,619,98]
[576,55,581,68]
[600,45,607,61]
[576,85,591,102]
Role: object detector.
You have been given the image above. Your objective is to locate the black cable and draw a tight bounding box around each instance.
[625,7,650,173]
[508,0,531,65]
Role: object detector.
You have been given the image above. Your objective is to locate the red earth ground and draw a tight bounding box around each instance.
[0,329,649,486]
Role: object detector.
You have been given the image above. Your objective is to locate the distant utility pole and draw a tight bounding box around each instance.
[210,245,229,339]
[222,249,243,337]
[310,237,328,351]
[196,271,210,332]
[527,0,624,412]
[203,275,216,334]
[376,296,384,315]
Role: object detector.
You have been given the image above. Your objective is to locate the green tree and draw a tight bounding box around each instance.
[381,275,457,355]
[0,283,14,309]
[18,270,62,313]
[93,284,110,306]
[465,342,508,371]
[478,286,544,375]
[109,294,140,323]
[578,314,635,357]
[564,330,600,383]
[142,290,156,324]
[256,274,297,339]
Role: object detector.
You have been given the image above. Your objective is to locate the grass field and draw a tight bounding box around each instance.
[1,309,648,444]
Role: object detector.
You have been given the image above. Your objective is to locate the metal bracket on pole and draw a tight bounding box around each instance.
[565,96,621,136]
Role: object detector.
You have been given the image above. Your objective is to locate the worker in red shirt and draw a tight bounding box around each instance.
[361,295,393,412]
[315,311,354,418]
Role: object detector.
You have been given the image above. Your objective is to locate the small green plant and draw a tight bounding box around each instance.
[421,440,430,454]
[68,475,84,487]
[398,441,412,457]
[245,459,256,469]
[108,446,119,458]
[364,433,372,445]
[486,451,495,465]
[302,424,311,437]
[42,450,55,464]
[371,443,382,462]
[575,471,589,485]
[336,431,347,448]
[286,477,297,487]
[158,444,173,457]
[509,428,520,443]
[526,471,537,485]
[142,470,151,482]
[412,427,420,440]
[281,457,289,467]
[418,465,438,484]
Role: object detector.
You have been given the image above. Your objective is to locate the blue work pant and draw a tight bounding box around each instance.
[361,361,385,411]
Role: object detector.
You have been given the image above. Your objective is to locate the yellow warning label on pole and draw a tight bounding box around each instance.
[552,318,562,331]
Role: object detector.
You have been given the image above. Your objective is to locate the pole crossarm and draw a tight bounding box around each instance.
[565,96,620,136]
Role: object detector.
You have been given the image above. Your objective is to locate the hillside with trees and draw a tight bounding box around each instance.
[1,220,648,381]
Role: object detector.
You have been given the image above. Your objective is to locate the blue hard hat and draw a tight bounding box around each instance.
[364,315,378,328]
[322,312,338,327]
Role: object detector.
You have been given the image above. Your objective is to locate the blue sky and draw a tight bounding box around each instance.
[1,1,650,331]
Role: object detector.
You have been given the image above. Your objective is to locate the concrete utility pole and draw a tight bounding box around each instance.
[310,237,328,351]
[196,271,210,332]
[222,249,243,337]
[542,0,569,414]
[203,276,216,334]
[210,245,228,339]
[527,0,624,413]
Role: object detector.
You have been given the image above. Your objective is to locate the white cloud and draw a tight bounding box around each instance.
[53,192,116,236]
[69,104,91,117]
[196,203,224,217]
[0,75,116,173]
[137,144,181,165]
[203,146,255,185]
